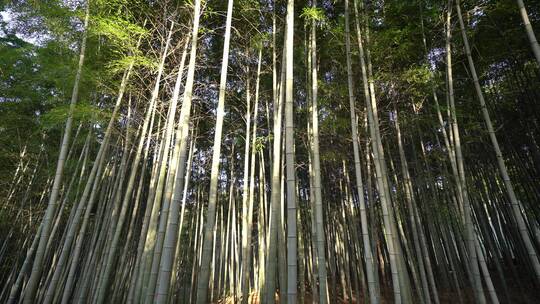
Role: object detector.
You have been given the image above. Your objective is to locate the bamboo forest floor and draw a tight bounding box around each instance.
[216,276,540,304]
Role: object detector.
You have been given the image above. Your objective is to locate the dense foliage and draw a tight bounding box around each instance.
[1,0,540,303]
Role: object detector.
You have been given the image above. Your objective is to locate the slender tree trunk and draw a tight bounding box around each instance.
[22,4,90,303]
[243,47,263,304]
[285,0,297,302]
[151,1,201,300]
[193,1,233,302]
[241,54,253,304]
[516,0,540,65]
[265,12,285,302]
[309,3,329,303]
[457,0,540,282]
[445,2,485,302]
[350,1,380,302]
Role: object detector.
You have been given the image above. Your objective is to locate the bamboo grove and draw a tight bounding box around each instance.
[1,0,540,303]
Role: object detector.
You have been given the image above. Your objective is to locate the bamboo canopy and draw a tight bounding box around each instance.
[1,0,540,303]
